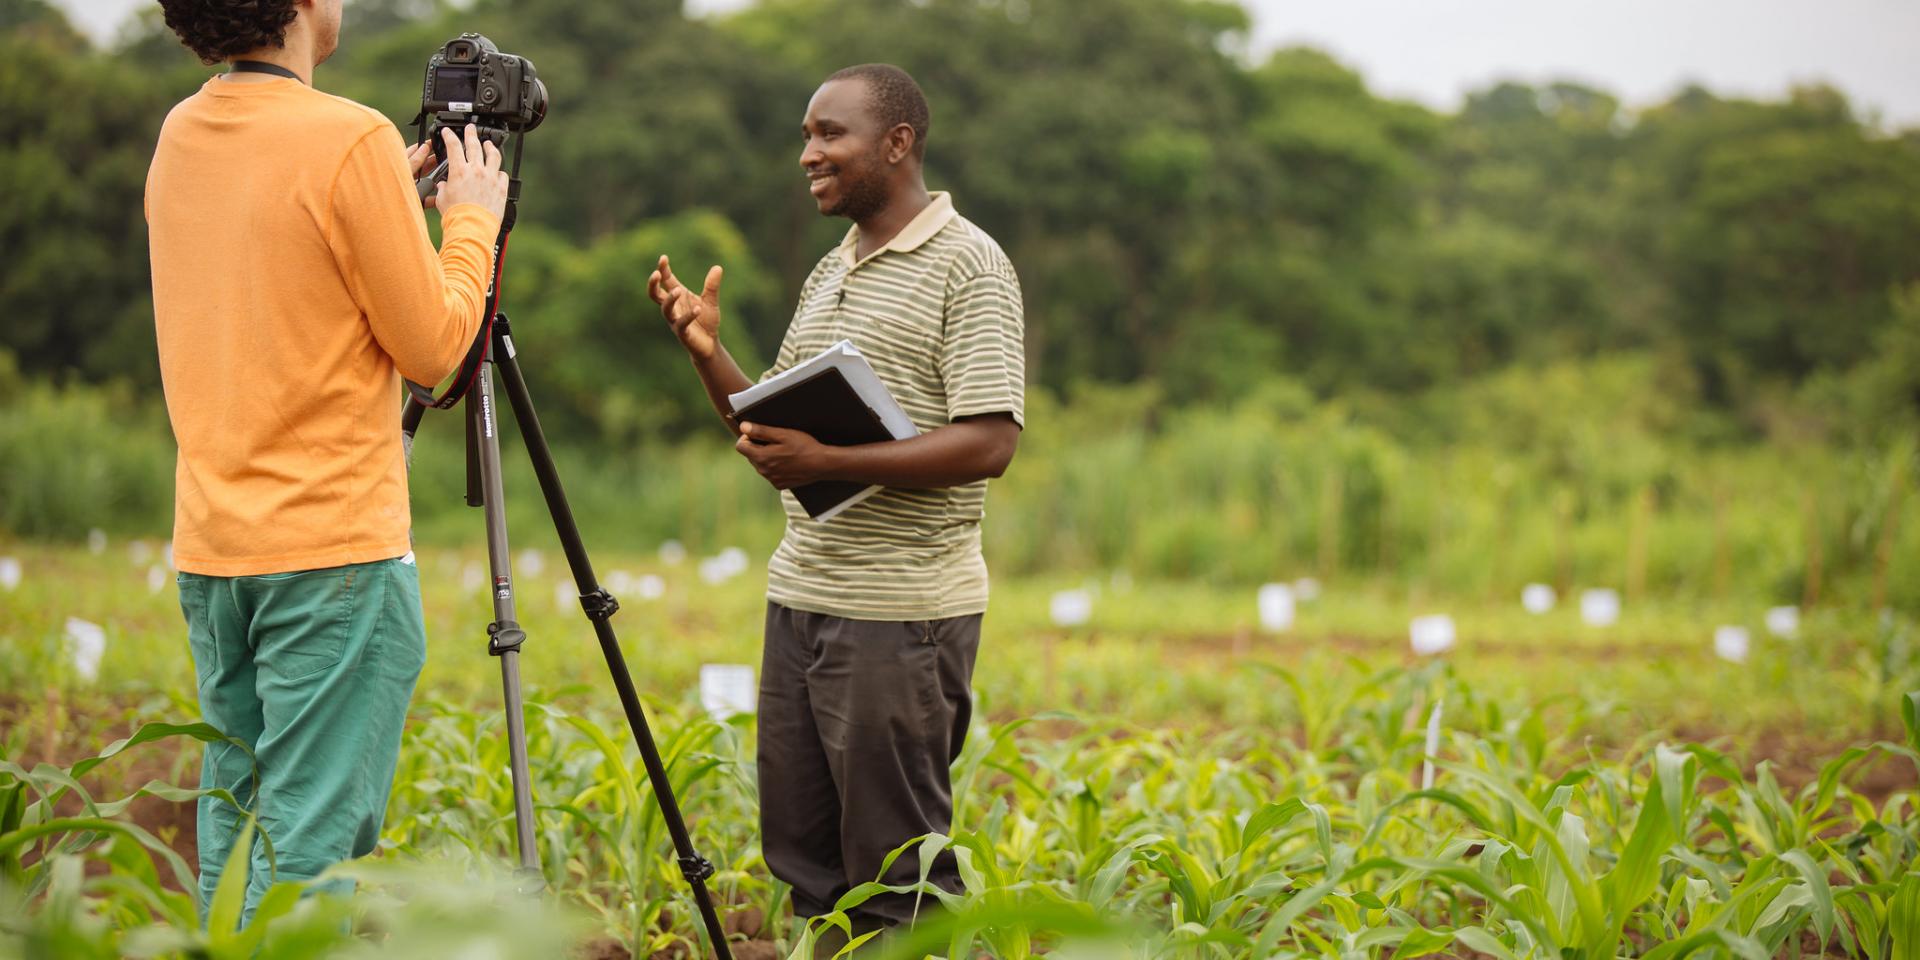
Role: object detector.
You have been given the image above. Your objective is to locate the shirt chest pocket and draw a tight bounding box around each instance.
[842,306,940,372]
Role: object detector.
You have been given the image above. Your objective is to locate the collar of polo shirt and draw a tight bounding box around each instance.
[836,192,958,268]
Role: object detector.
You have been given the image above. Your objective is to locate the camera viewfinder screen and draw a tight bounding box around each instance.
[434,66,478,103]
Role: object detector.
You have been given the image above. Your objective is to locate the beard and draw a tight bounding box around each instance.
[823,146,891,221]
[315,3,342,64]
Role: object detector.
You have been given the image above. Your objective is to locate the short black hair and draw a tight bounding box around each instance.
[825,63,930,161]
[156,0,299,65]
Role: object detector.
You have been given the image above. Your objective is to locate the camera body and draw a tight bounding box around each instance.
[419,33,547,140]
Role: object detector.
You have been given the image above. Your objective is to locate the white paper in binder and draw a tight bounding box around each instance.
[726,340,920,522]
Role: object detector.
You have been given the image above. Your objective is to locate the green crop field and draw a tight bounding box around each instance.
[9,0,1920,954]
[5,540,1918,958]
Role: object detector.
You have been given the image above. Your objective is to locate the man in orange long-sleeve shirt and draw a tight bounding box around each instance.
[146,0,508,923]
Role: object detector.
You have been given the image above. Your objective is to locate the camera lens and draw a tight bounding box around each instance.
[522,78,548,131]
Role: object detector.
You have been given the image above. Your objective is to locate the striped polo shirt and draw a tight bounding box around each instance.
[759,192,1025,621]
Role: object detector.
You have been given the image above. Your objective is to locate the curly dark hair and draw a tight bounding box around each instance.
[156,0,300,65]
[825,63,931,161]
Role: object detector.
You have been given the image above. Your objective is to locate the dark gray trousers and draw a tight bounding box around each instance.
[758,601,981,936]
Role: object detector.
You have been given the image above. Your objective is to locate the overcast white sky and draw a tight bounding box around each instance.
[54,0,1920,127]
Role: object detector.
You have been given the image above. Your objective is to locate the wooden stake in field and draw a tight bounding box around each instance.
[1872,449,1910,611]
[1555,489,1575,596]
[1043,630,1059,709]
[1802,489,1823,611]
[1626,485,1652,604]
[1488,475,1514,604]
[1318,463,1343,580]
[1712,484,1731,602]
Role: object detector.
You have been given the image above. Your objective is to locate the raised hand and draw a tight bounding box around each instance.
[648,254,724,361]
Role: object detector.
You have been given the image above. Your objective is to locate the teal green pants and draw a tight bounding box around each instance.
[177,557,426,925]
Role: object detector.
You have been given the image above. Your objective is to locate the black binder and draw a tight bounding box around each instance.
[732,366,895,519]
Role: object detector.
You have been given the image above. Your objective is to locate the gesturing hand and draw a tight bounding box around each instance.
[735,422,831,490]
[648,254,724,361]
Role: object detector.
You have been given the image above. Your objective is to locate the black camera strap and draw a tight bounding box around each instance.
[230,60,304,83]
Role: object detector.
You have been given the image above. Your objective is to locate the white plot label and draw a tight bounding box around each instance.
[700,548,750,585]
[1422,699,1445,790]
[700,664,756,720]
[1580,589,1621,627]
[1522,583,1556,614]
[1410,614,1456,656]
[0,557,19,592]
[1050,589,1093,628]
[1765,606,1800,638]
[605,570,635,595]
[1256,583,1296,632]
[1713,625,1751,663]
[65,617,106,681]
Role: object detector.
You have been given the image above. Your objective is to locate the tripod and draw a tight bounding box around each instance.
[402,144,735,960]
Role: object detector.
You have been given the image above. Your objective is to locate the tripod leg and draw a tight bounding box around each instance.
[488,321,735,960]
[470,359,543,881]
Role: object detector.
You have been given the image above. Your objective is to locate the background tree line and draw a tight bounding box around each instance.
[6,0,1918,448]
[3,0,1918,601]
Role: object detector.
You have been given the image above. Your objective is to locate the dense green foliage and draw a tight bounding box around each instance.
[8,355,1917,607]
[4,3,1918,955]
[4,0,1918,440]
[4,0,1919,604]
[4,0,1917,606]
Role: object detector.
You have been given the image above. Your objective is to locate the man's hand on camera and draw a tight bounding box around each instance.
[406,141,440,209]
[735,422,831,490]
[648,255,724,362]
[431,124,510,221]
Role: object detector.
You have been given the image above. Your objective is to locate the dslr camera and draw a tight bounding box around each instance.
[419,32,548,147]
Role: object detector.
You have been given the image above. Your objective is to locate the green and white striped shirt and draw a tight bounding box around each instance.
[759,193,1025,621]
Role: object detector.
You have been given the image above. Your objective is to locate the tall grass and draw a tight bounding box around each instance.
[6,354,1915,608]
[0,365,173,539]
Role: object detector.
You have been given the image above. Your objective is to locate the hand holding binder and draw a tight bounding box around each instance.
[730,421,841,491]
[728,340,919,520]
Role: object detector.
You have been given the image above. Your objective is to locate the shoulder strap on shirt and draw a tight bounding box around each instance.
[230,60,303,83]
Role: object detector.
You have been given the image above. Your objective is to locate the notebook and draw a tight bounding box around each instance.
[727,340,919,520]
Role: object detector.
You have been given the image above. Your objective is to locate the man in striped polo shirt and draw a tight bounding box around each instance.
[646,64,1023,947]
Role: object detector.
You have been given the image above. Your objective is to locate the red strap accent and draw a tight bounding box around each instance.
[454,232,510,400]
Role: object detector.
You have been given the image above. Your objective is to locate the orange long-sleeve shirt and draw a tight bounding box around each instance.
[146,76,500,576]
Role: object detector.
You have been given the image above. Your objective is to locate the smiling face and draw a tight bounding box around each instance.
[799,78,898,222]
